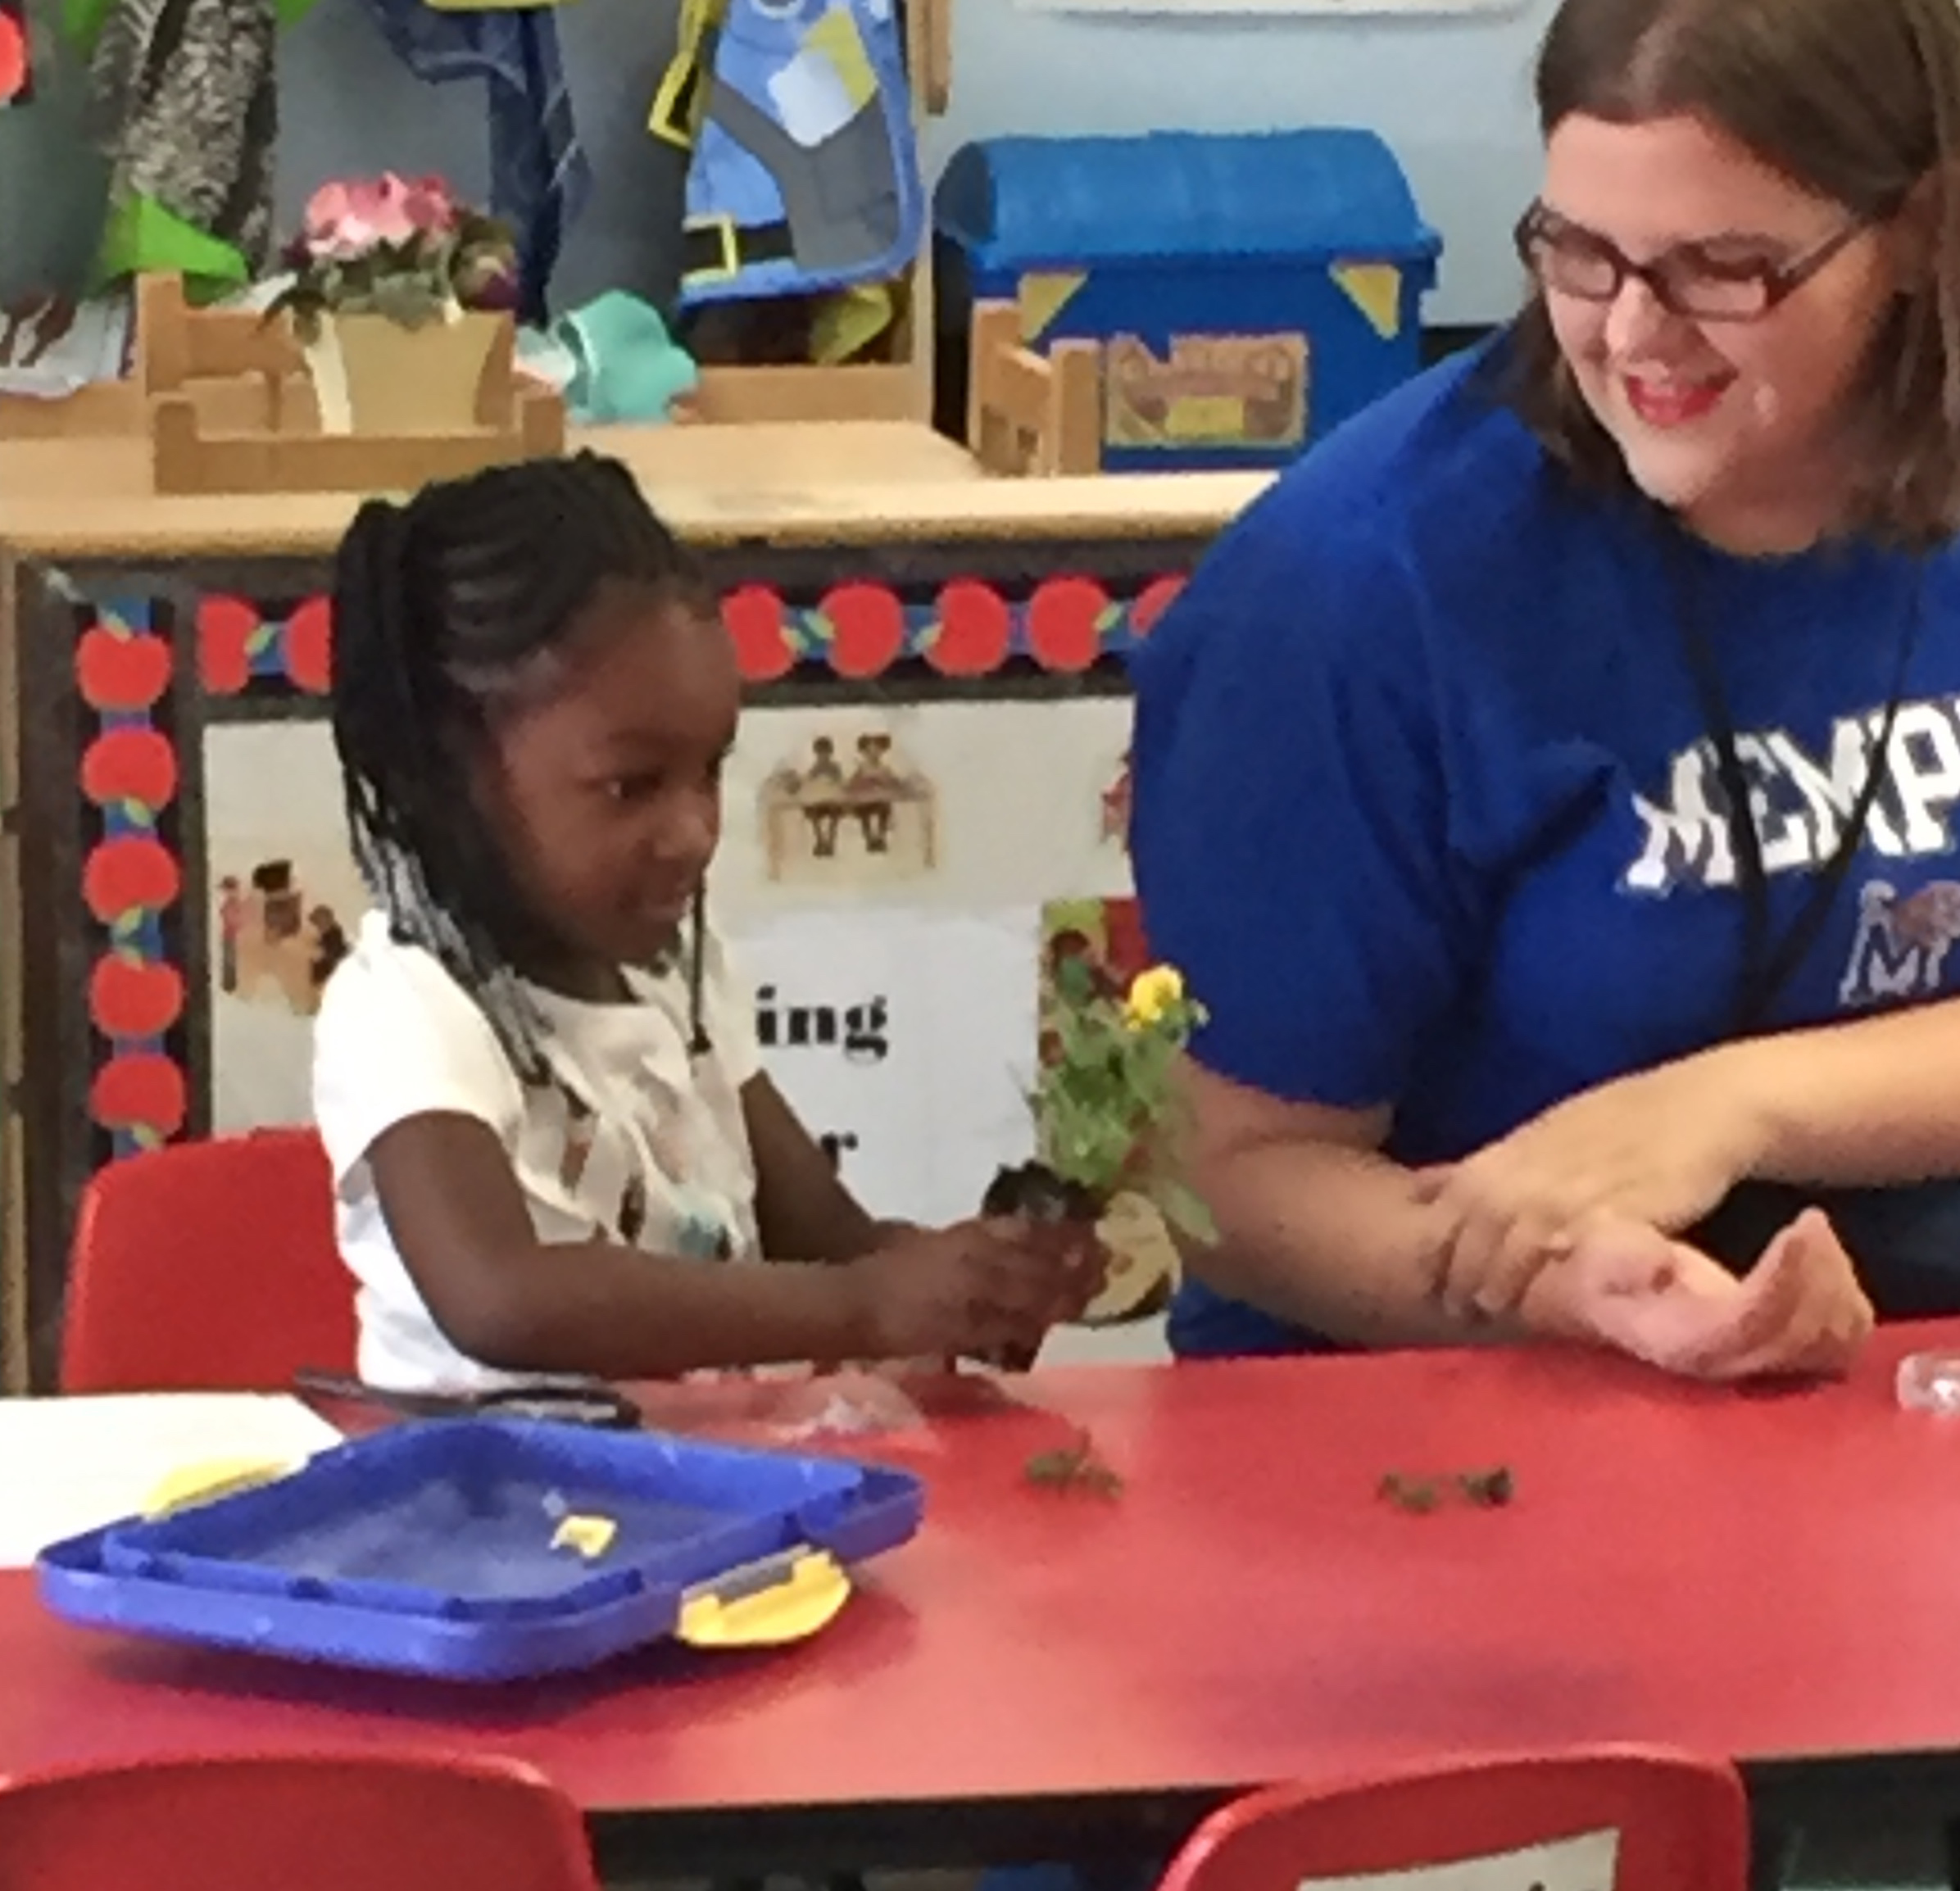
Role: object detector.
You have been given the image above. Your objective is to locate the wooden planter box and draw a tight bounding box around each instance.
[136,276,565,496]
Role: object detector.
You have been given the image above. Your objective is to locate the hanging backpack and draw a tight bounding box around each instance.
[652,0,923,308]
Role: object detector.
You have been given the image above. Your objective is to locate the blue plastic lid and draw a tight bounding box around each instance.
[936,129,1442,270]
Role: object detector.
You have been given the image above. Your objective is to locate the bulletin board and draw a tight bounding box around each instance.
[11,532,1206,1384]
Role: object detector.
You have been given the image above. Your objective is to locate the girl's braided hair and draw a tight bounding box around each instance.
[330,451,716,1082]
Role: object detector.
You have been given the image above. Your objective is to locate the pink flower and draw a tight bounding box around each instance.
[301,179,361,258]
[301,172,456,261]
[401,175,459,234]
[343,175,417,247]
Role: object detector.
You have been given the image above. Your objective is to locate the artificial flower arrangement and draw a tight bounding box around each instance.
[266,173,519,344]
[985,959,1216,1246]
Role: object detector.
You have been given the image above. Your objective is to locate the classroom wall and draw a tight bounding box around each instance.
[0,0,105,304]
[0,0,1554,322]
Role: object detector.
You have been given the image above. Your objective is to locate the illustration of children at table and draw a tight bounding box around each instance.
[213,859,352,1017]
[759,726,938,886]
[216,875,246,993]
[794,735,849,858]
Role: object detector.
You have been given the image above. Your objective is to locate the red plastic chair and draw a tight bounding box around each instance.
[0,1750,601,1891]
[1154,1748,1749,1891]
[61,1127,356,1392]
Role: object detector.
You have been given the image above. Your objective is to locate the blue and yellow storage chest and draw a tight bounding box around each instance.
[936,128,1442,473]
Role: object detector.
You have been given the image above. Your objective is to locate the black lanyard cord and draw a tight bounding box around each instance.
[1661,524,1924,1032]
[687,883,712,1057]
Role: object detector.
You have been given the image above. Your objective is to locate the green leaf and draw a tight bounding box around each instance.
[1052,955,1096,1005]
[1033,956,1207,1203]
[1152,1181,1218,1246]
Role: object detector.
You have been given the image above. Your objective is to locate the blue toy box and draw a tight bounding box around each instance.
[935,129,1441,474]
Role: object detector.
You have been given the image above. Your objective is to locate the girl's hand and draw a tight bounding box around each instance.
[1413,1051,1773,1317]
[845,1218,1102,1363]
[1014,1215,1107,1322]
[973,1218,1109,1370]
[1540,1208,1873,1382]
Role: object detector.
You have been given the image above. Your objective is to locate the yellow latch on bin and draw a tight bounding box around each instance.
[142,1457,300,1518]
[677,1546,851,1648]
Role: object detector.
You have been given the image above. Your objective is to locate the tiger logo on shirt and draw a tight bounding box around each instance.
[1840,879,1960,1006]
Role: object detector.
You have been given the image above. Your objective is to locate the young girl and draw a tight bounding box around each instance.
[314,452,1095,1393]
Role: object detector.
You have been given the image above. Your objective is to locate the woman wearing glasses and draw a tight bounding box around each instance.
[1129,0,1960,1377]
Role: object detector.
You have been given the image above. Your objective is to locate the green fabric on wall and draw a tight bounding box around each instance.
[61,0,312,55]
[93,193,248,292]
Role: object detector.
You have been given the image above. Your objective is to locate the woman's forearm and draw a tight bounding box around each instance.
[1722,996,1960,1187]
[1180,1057,1596,1348]
[1190,1131,1531,1348]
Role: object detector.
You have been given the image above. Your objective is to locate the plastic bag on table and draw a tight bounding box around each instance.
[760,1365,932,1443]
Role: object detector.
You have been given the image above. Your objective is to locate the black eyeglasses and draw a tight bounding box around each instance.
[1514,201,1873,323]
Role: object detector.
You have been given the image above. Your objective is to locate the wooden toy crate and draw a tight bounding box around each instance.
[135,276,565,496]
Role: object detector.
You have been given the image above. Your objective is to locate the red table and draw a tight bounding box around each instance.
[7,1325,1960,1872]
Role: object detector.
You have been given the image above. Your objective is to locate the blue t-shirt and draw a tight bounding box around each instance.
[1129,336,1960,1358]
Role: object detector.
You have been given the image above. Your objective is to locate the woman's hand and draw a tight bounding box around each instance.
[1540,1208,1873,1382]
[1413,1050,1774,1316]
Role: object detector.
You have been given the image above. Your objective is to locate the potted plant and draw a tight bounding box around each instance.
[984,958,1215,1320]
[267,173,519,437]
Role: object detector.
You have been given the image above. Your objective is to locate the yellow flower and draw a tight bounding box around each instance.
[1124,964,1186,1029]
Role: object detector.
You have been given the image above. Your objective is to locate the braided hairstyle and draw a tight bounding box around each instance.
[331,451,715,1086]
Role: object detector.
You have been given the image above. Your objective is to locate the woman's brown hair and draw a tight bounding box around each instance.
[1507,0,1960,550]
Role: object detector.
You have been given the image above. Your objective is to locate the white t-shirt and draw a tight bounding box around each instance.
[313,911,762,1392]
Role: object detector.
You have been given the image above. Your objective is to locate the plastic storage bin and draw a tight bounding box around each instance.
[38,1418,924,1681]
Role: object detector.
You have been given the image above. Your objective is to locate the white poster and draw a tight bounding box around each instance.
[204,722,362,1133]
[728,905,1044,1227]
[1301,1829,1618,1891]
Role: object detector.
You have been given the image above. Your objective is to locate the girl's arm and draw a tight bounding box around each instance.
[741,1072,886,1263]
[365,1112,1058,1378]
[739,1075,1100,1357]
